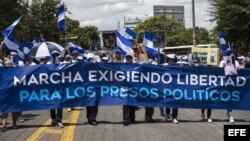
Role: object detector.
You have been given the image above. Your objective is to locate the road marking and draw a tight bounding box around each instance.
[27,119,51,141]
[45,128,64,134]
[60,108,81,141]
[27,108,81,141]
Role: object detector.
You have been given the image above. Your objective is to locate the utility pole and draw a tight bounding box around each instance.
[192,0,196,47]
[118,20,120,29]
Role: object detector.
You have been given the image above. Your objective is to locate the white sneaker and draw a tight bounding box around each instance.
[18,116,25,123]
[207,118,213,123]
[173,118,178,124]
[57,122,64,128]
[67,108,72,112]
[229,116,234,123]
[201,113,205,120]
[165,114,171,121]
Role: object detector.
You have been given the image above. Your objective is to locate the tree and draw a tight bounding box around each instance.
[75,26,100,49]
[0,0,27,36]
[0,0,100,50]
[185,27,211,44]
[134,16,210,46]
[209,0,250,53]
[18,0,61,43]
[135,16,186,46]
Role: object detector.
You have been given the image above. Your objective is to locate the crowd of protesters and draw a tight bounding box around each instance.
[1,41,250,131]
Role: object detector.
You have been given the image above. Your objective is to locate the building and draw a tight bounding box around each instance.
[124,17,142,29]
[153,5,185,26]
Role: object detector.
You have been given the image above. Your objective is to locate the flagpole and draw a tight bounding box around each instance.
[64,3,68,55]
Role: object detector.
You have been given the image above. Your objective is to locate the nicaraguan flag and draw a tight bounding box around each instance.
[116,31,134,56]
[218,32,229,56]
[22,43,33,54]
[21,43,33,59]
[119,28,137,40]
[144,31,158,55]
[3,34,24,58]
[57,3,65,31]
[67,39,85,54]
[32,37,42,46]
[2,16,23,38]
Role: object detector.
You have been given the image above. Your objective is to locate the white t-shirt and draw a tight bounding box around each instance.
[219,59,240,75]
[29,62,37,66]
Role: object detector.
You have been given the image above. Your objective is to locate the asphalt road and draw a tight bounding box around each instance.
[1,107,250,141]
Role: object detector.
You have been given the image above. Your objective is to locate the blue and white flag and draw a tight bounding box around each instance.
[218,32,229,56]
[144,31,158,55]
[32,37,42,46]
[3,34,24,58]
[57,3,65,31]
[116,32,134,56]
[218,32,237,75]
[67,40,85,54]
[2,16,23,38]
[22,44,32,54]
[119,28,137,40]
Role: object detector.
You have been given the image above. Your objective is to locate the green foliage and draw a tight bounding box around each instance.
[0,0,26,35]
[134,16,211,46]
[75,26,100,49]
[209,0,250,53]
[0,0,100,50]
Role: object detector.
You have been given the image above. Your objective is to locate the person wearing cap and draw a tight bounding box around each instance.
[49,50,64,128]
[9,51,25,67]
[64,55,72,64]
[27,56,37,66]
[51,50,60,64]
[39,57,47,64]
[101,56,109,63]
[237,55,245,69]
[165,54,179,124]
[114,50,123,62]
[71,50,79,63]
[87,53,99,63]
[77,56,84,62]
[123,54,137,126]
[1,60,18,131]
[85,53,99,126]
[58,55,64,64]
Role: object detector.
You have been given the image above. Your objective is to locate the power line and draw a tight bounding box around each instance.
[82,5,144,21]
[66,0,207,7]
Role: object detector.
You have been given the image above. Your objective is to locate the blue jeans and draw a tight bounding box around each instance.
[227,109,233,118]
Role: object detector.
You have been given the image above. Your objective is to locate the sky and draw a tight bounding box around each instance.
[62,0,215,31]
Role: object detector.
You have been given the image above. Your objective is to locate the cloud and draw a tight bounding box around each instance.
[102,2,129,12]
[63,0,215,30]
